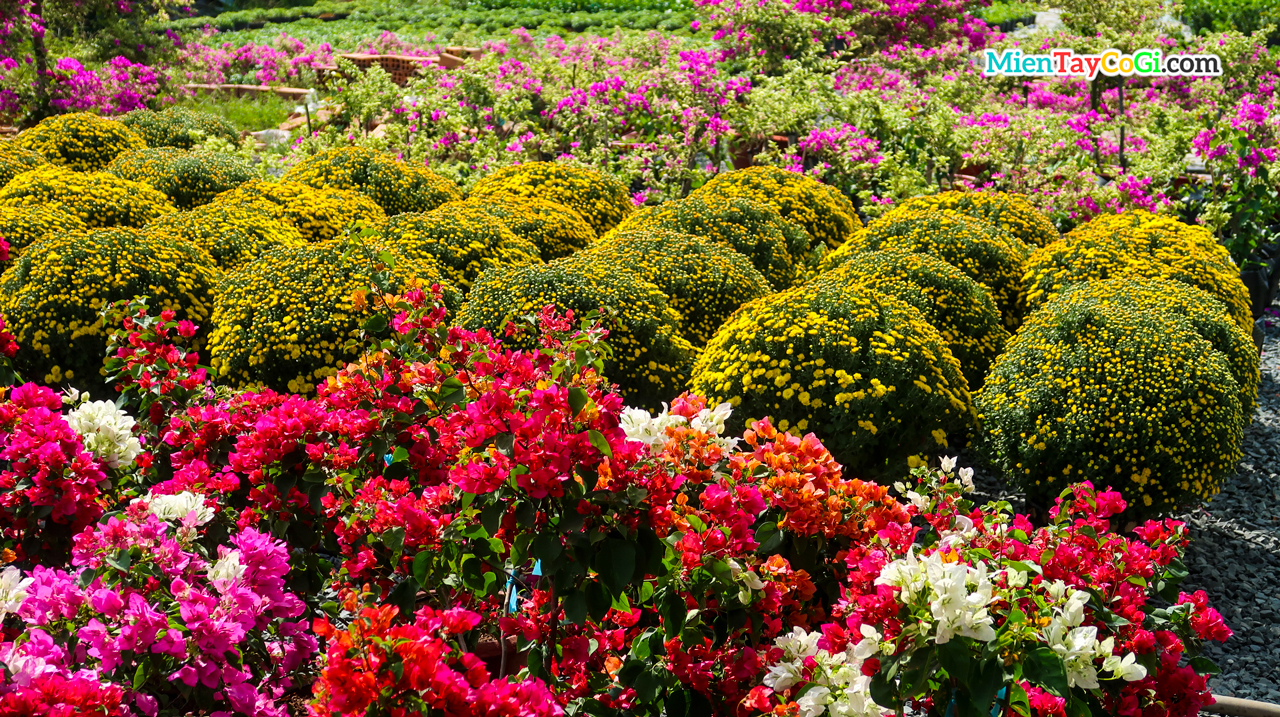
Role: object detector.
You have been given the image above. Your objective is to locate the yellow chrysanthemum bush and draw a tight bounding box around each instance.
[377,204,542,291]
[447,197,595,260]
[688,166,860,259]
[897,191,1059,248]
[689,280,977,476]
[207,238,461,394]
[1055,278,1260,419]
[457,253,698,410]
[583,229,772,345]
[835,208,1030,328]
[0,165,176,228]
[607,195,811,290]
[0,142,48,186]
[210,180,387,241]
[0,205,87,263]
[282,146,462,216]
[1020,213,1252,333]
[469,161,632,234]
[0,228,221,391]
[144,199,306,270]
[811,250,1010,390]
[119,107,240,149]
[107,148,256,210]
[976,280,1245,518]
[13,112,146,171]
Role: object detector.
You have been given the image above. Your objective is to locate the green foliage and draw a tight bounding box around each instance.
[0,227,221,392]
[119,107,241,149]
[689,279,977,477]
[445,196,596,260]
[107,148,256,209]
[144,199,307,269]
[282,146,463,215]
[608,195,812,290]
[168,92,297,133]
[378,204,543,291]
[977,279,1244,519]
[0,204,87,262]
[14,113,146,172]
[0,165,177,229]
[458,253,698,410]
[584,229,773,345]
[0,142,49,186]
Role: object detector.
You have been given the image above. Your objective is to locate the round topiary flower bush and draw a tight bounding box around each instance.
[145,199,306,270]
[457,254,698,410]
[811,250,1010,391]
[1052,277,1260,422]
[1021,213,1252,333]
[378,204,542,291]
[14,112,146,171]
[447,196,595,260]
[976,283,1244,518]
[837,208,1030,328]
[897,191,1059,248]
[689,280,977,476]
[119,106,240,149]
[584,229,772,345]
[608,195,811,290]
[282,146,462,216]
[0,204,88,262]
[689,166,861,258]
[211,180,387,241]
[0,228,221,390]
[0,143,48,186]
[0,165,176,228]
[107,148,256,210]
[208,239,461,394]
[469,162,631,235]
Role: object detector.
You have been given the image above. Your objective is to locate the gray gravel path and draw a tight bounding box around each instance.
[960,315,1280,702]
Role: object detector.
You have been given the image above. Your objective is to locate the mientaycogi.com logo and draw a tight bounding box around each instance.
[983,48,1223,79]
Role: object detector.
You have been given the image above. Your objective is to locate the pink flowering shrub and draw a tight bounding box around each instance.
[0,503,316,716]
[48,57,164,115]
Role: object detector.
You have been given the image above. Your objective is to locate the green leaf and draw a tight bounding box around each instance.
[1023,646,1070,697]
[754,521,783,553]
[586,580,612,623]
[494,433,515,458]
[387,578,417,617]
[969,657,1005,714]
[1065,694,1092,717]
[587,429,612,458]
[106,549,131,572]
[382,526,405,554]
[389,446,409,464]
[937,639,972,684]
[597,539,636,595]
[563,590,588,625]
[532,533,563,565]
[132,660,149,690]
[633,666,664,703]
[481,502,504,536]
[568,386,591,419]
[1189,656,1222,675]
[362,313,389,334]
[869,671,898,710]
[413,551,431,588]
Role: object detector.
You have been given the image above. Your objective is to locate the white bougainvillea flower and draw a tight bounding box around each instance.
[64,399,142,470]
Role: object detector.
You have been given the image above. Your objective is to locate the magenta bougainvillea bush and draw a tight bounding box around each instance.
[0,270,1232,716]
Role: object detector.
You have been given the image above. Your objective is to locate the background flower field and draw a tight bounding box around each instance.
[0,0,1278,714]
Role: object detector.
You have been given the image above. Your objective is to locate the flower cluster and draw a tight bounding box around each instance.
[282,146,463,217]
[13,112,146,171]
[0,165,177,229]
[898,191,1060,248]
[1,503,316,715]
[0,204,86,264]
[0,142,46,187]
[1021,211,1253,334]
[143,197,306,270]
[748,467,1228,717]
[584,228,772,345]
[447,196,596,261]
[48,56,163,115]
[689,166,861,260]
[378,203,543,291]
[458,254,698,410]
[469,161,632,235]
[107,147,256,210]
[812,249,1009,390]
[608,194,812,290]
[0,227,220,391]
[62,394,143,470]
[839,208,1031,328]
[978,279,1246,516]
[690,277,976,476]
[207,238,459,393]
[210,180,388,242]
[119,106,240,149]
